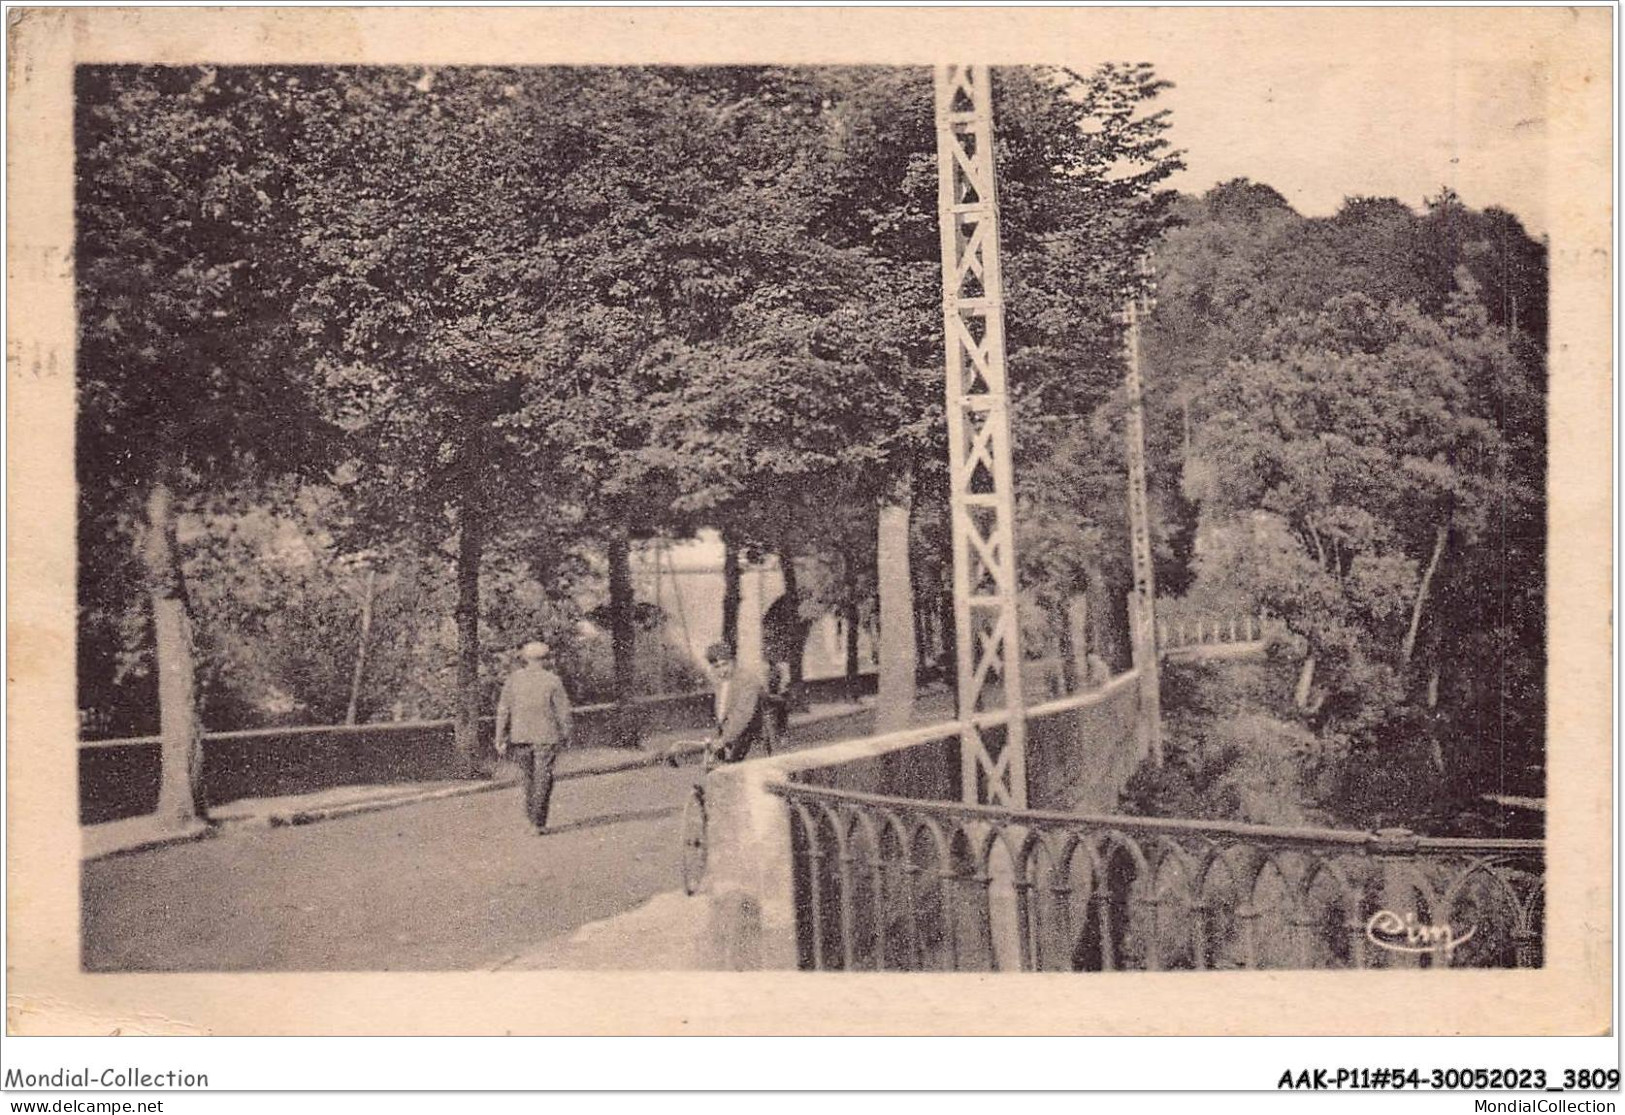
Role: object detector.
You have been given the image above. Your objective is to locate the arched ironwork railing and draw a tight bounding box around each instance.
[768,782,1543,973]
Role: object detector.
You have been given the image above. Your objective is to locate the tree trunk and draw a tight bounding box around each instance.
[608,523,640,747]
[721,534,742,652]
[777,544,807,708]
[876,467,917,734]
[1424,659,1446,771]
[141,478,206,829]
[453,507,483,774]
[344,567,377,726]
[1085,563,1129,672]
[939,581,958,702]
[395,538,430,720]
[1401,522,1450,666]
[912,592,931,684]
[1061,592,1090,694]
[844,595,861,697]
[1039,598,1063,699]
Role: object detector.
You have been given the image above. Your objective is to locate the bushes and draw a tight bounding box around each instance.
[1127,658,1542,836]
[1122,710,1325,827]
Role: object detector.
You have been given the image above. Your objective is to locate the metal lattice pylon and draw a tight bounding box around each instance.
[933,65,1027,808]
[1122,268,1165,766]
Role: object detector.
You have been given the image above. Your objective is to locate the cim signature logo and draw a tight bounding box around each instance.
[1365,909,1476,955]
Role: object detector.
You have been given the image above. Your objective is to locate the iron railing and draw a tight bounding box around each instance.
[767,781,1543,972]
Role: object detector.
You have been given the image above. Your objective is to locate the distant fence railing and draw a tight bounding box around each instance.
[766,781,1543,972]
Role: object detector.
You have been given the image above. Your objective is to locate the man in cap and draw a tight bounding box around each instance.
[494,641,574,833]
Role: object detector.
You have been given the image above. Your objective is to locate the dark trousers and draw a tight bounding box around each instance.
[511,742,561,829]
[761,696,787,757]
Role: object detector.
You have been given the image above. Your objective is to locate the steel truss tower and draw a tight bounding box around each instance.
[1122,272,1165,766]
[933,65,1027,808]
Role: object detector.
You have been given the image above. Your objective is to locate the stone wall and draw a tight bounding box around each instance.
[80,673,881,824]
[1023,670,1145,814]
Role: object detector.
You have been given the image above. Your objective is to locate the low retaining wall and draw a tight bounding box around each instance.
[701,673,1149,969]
[80,673,881,825]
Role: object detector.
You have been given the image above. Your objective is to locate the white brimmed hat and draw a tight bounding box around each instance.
[521,641,550,660]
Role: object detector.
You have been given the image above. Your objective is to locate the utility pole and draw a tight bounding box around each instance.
[1123,261,1164,766]
[933,65,1027,808]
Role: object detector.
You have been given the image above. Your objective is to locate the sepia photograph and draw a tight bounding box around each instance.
[5,4,1613,1048]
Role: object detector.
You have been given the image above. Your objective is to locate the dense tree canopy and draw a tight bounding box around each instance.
[1145,180,1547,817]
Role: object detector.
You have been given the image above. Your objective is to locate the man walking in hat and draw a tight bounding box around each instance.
[494,641,574,833]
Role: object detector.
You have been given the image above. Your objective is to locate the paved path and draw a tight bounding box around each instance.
[82,693,954,971]
[83,760,701,970]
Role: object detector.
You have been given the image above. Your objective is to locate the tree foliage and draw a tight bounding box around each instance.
[1155,182,1547,806]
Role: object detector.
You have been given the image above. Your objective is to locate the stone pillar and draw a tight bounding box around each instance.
[1065,593,1090,694]
[702,758,800,970]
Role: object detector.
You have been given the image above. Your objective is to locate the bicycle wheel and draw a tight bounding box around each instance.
[679,784,708,896]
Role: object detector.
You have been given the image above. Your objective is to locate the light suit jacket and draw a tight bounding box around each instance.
[495,665,573,751]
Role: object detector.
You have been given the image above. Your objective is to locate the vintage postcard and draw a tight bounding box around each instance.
[5,5,1612,1038]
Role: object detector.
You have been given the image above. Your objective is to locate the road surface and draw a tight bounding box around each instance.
[82,695,953,971]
